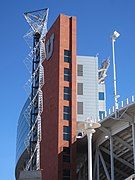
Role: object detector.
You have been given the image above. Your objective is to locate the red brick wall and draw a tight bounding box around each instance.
[41,14,76,180]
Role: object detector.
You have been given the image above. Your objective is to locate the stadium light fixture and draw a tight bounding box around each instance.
[111,31,120,118]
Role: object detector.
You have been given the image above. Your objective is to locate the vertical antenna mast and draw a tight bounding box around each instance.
[23,8,49,171]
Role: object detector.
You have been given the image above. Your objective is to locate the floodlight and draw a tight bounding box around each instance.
[76,131,85,139]
[112,31,120,41]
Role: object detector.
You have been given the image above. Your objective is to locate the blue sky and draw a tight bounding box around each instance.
[1,0,135,179]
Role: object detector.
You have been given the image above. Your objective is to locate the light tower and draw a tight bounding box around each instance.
[23,8,49,171]
[111,31,120,118]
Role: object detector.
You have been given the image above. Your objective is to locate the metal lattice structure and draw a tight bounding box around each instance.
[92,102,135,180]
[98,58,110,84]
[76,97,135,180]
[23,8,49,171]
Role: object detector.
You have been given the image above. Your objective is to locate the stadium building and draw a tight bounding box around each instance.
[16,8,135,180]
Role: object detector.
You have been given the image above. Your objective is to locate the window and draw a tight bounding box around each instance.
[77,83,83,95]
[77,102,83,114]
[63,126,71,141]
[99,92,104,100]
[99,111,105,119]
[63,147,70,162]
[64,68,71,82]
[64,50,71,63]
[63,169,70,179]
[64,106,71,120]
[64,87,71,101]
[77,64,83,76]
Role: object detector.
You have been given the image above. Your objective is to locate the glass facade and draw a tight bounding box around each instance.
[16,98,30,163]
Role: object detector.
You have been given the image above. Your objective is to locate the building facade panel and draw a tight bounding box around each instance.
[41,14,76,180]
[77,56,99,121]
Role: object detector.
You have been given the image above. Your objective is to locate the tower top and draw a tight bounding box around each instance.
[24,8,49,39]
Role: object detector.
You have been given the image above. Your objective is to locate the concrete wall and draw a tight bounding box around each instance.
[19,170,41,180]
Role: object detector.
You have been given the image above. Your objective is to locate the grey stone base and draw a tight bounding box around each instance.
[19,170,42,180]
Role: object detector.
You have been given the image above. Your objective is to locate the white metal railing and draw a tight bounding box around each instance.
[102,95,135,120]
[77,96,135,122]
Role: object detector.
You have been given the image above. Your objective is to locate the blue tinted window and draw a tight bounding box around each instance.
[64,87,71,93]
[64,68,71,74]
[64,50,71,57]
[64,94,71,101]
[64,87,71,101]
[64,75,71,81]
[64,114,71,120]
[64,50,71,63]
[64,56,71,63]
[64,106,71,113]
[64,126,71,133]
[63,126,71,141]
[63,134,71,140]
[64,68,71,82]
[64,106,71,120]
[99,92,104,100]
[99,111,105,119]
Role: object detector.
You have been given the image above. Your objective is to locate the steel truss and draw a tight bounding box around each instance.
[93,105,135,180]
[23,8,49,171]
